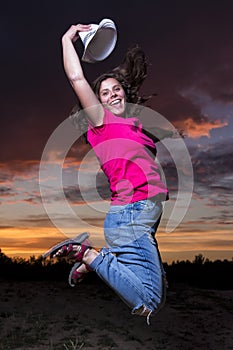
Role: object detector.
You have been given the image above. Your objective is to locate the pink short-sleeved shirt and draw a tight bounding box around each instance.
[87,109,168,205]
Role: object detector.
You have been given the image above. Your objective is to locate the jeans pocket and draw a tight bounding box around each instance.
[135,199,160,213]
[104,210,125,247]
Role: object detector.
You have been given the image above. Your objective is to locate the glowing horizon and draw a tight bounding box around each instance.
[1,226,232,264]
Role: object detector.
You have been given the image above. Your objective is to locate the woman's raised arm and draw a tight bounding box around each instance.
[62,24,104,126]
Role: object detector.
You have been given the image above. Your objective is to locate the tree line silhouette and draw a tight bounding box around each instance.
[0,249,232,289]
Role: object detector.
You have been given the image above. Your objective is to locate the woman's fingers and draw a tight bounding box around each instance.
[63,24,92,42]
[76,24,92,31]
[73,24,92,35]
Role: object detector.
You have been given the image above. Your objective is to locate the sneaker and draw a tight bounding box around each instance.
[43,232,91,259]
[68,262,92,287]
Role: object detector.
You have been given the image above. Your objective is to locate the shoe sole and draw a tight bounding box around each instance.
[68,261,82,287]
[42,232,89,259]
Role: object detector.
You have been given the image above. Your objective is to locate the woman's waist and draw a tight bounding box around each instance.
[110,188,168,206]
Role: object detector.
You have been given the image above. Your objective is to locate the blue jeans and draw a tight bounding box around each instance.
[89,198,167,322]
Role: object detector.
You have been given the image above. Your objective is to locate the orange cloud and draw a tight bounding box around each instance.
[176,117,227,138]
[0,160,39,172]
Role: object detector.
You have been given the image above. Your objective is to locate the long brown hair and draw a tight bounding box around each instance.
[93,44,151,103]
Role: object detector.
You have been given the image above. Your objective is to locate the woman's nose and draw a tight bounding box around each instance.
[110,90,117,98]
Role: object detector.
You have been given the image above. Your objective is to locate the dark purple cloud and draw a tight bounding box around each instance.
[1,1,233,162]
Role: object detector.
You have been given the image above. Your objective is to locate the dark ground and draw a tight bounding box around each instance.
[0,277,233,350]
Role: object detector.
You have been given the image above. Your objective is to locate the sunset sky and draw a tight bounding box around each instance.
[1,1,232,263]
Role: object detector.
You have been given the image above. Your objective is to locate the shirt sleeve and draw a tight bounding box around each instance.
[87,108,111,134]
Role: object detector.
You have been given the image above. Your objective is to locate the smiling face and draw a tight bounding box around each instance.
[98,78,126,117]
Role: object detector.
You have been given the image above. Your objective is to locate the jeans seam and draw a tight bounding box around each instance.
[130,202,162,307]
[131,233,156,306]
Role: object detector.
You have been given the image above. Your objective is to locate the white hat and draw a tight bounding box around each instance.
[79,18,117,63]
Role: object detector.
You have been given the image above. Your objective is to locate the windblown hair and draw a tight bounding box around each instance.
[93,45,150,103]
[69,45,154,141]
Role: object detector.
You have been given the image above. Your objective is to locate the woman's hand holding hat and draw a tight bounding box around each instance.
[62,23,92,43]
